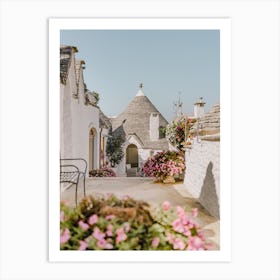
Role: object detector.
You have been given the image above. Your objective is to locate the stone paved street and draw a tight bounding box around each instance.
[61,177,220,249]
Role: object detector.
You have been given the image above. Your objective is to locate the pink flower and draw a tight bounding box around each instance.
[162,201,171,211]
[60,228,70,244]
[197,230,205,240]
[116,227,127,243]
[166,232,174,244]
[187,236,205,250]
[116,227,125,235]
[116,234,127,243]
[97,239,107,249]
[78,240,88,250]
[88,214,98,225]
[176,206,185,216]
[60,211,65,222]
[151,237,160,248]
[106,224,113,237]
[183,226,191,237]
[105,242,113,249]
[78,220,89,231]
[187,220,196,229]
[105,214,116,220]
[179,212,189,225]
[191,208,198,217]
[205,243,214,250]
[173,238,186,250]
[172,218,184,233]
[122,195,130,201]
[93,227,105,241]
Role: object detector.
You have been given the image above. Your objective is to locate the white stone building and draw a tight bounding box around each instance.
[110,84,169,176]
[184,103,220,217]
[60,45,109,174]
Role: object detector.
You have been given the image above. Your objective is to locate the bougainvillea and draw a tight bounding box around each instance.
[142,151,185,180]
[60,195,212,251]
[165,117,196,151]
[89,166,116,177]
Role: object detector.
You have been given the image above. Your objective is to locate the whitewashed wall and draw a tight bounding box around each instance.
[183,138,220,217]
[71,65,100,172]
[60,52,76,159]
[60,54,100,175]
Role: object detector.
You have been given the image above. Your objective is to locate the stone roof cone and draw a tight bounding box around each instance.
[111,84,169,150]
[190,102,220,137]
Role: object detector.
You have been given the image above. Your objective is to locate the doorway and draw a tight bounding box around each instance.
[126,144,138,168]
[89,128,97,171]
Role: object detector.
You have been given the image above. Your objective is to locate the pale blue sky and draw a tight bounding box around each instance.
[61,30,220,122]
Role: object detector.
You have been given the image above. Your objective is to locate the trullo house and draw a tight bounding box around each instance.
[110,84,169,176]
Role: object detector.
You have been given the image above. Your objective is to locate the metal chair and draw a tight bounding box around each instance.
[60,158,87,206]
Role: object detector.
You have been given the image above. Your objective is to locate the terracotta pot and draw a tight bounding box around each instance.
[163,175,175,184]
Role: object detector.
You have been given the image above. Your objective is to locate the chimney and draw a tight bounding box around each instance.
[194,97,206,118]
[150,113,159,141]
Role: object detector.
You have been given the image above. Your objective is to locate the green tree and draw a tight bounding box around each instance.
[106,126,126,167]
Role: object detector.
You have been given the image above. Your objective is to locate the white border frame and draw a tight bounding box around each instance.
[49,18,231,262]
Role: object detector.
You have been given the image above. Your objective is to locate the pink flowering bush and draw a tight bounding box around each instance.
[142,151,185,181]
[60,195,212,250]
[89,166,116,177]
[149,202,213,250]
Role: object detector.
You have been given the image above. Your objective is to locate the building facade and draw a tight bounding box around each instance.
[60,45,108,175]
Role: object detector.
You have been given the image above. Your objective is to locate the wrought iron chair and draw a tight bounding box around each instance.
[60,158,87,206]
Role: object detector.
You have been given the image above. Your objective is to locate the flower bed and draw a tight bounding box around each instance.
[89,166,116,177]
[142,151,185,182]
[60,195,212,250]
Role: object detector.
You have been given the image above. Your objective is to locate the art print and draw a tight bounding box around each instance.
[49,18,231,262]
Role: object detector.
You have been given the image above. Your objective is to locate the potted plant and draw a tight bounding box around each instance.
[142,151,185,183]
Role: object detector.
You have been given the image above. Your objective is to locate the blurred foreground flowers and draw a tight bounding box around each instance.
[60,195,212,251]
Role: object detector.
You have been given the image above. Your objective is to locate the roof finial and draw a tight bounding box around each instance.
[173,91,183,118]
[136,82,145,96]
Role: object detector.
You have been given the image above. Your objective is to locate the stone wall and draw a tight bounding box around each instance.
[184,137,220,218]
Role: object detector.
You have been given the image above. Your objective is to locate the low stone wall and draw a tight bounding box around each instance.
[183,138,220,218]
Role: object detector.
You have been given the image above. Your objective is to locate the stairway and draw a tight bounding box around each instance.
[126,167,138,177]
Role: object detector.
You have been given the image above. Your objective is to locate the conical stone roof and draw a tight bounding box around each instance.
[190,102,220,137]
[111,86,169,150]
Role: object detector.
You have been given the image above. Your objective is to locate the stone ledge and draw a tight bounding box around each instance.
[201,134,220,141]
[87,177,153,181]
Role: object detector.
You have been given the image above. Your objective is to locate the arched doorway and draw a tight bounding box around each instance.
[126,144,138,168]
[89,128,97,171]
